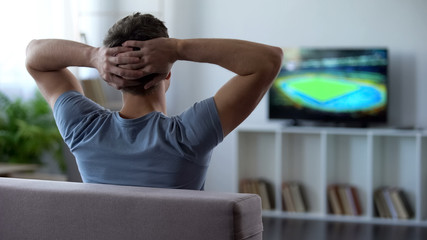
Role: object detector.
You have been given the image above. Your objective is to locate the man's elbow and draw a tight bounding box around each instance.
[261,46,283,84]
[25,39,41,71]
[271,46,283,75]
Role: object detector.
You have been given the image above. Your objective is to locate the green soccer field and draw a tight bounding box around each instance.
[286,77,360,103]
[273,72,387,113]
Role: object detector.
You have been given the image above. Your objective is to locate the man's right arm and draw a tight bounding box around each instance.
[121,38,283,137]
[177,39,283,137]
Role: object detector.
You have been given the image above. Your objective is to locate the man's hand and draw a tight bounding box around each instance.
[26,39,163,108]
[92,46,146,89]
[118,38,179,89]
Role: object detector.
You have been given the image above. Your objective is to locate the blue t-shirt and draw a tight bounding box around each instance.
[54,91,223,190]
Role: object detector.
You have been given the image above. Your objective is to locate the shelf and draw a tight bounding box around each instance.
[237,131,276,183]
[236,126,427,226]
[281,132,323,214]
[326,134,369,218]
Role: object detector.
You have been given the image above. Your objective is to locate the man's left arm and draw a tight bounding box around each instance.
[26,39,144,108]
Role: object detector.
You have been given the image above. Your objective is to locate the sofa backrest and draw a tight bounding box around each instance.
[0,177,263,240]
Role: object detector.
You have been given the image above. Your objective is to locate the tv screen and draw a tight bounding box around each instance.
[269,48,388,124]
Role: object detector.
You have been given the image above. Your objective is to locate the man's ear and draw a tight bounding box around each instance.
[165,72,171,80]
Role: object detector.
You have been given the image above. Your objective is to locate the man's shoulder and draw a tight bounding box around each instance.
[172,97,223,144]
[178,97,217,119]
[54,90,105,114]
[53,90,110,139]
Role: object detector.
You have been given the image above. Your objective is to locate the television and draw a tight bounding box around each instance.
[269,48,388,126]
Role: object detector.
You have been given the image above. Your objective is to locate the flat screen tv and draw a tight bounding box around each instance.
[269,48,388,125]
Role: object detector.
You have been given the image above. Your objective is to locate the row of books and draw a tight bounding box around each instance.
[241,179,414,220]
[240,179,309,212]
[240,179,275,210]
[282,182,308,212]
[327,184,362,216]
[374,187,413,219]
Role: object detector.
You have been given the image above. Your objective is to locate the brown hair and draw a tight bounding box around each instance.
[103,13,169,95]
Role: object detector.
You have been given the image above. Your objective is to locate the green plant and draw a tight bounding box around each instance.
[0,90,66,172]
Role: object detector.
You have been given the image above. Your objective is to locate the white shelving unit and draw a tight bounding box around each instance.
[236,124,427,226]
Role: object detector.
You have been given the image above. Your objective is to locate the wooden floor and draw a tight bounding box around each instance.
[262,217,427,240]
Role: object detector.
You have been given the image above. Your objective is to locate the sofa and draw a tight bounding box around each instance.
[0,177,263,240]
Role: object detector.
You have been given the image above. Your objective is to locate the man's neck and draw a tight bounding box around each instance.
[119,89,167,119]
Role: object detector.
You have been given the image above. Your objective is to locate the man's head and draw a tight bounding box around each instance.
[103,13,169,95]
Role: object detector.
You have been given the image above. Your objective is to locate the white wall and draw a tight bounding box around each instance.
[163,0,427,192]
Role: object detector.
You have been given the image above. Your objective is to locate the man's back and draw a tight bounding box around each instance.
[26,13,282,189]
[54,91,223,189]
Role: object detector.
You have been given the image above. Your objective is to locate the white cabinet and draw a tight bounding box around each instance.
[236,125,427,225]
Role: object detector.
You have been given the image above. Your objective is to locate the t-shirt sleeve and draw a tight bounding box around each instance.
[53,91,104,145]
[177,97,224,158]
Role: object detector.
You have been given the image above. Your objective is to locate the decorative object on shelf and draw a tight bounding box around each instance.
[327,184,362,216]
[0,91,65,172]
[240,178,275,210]
[374,187,413,220]
[282,182,308,212]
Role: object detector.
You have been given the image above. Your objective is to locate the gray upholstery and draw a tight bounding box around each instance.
[0,177,263,240]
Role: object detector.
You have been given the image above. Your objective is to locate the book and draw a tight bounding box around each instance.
[327,185,343,215]
[263,180,275,209]
[327,184,362,216]
[389,188,409,219]
[240,179,274,210]
[338,186,352,215]
[250,180,260,195]
[240,179,258,195]
[282,182,295,212]
[258,180,272,210]
[396,188,413,219]
[350,186,362,216]
[374,188,391,218]
[373,187,413,220]
[383,188,398,219]
[239,179,251,194]
[290,183,306,212]
[345,186,358,216]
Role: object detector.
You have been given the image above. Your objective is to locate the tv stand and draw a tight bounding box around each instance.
[288,119,302,127]
[282,120,373,128]
[333,122,369,128]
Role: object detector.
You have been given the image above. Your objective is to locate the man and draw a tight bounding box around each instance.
[26,13,282,190]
